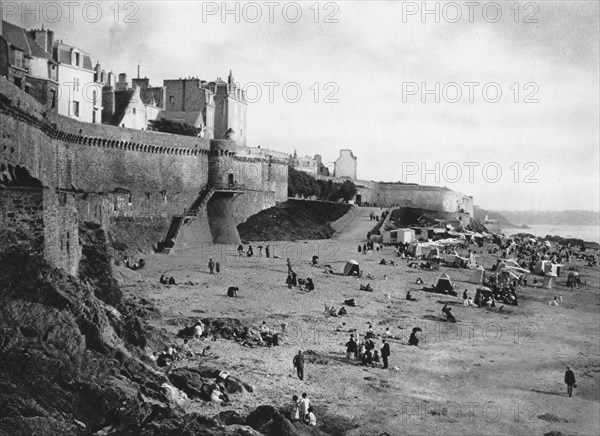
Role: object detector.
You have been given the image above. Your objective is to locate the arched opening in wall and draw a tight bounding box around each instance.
[228,173,234,188]
[0,163,43,187]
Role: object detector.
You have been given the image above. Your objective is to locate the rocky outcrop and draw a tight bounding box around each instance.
[0,225,343,435]
[0,228,181,435]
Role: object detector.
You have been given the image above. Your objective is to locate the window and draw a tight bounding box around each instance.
[169,95,174,104]
[12,49,23,69]
[50,90,57,109]
[73,77,80,92]
[72,101,80,117]
[75,52,80,66]
[133,108,136,115]
[93,90,97,106]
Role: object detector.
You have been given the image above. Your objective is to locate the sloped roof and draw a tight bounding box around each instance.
[1,20,53,61]
[53,42,93,70]
[109,89,136,126]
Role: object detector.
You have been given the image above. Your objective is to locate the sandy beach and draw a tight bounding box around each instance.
[121,207,600,435]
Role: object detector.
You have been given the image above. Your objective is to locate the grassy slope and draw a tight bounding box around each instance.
[238,200,352,241]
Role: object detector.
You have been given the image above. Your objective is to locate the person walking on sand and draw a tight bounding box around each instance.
[565,367,576,397]
[381,339,390,369]
[293,350,305,380]
[215,261,220,274]
[265,245,270,258]
[208,258,215,274]
[287,257,294,274]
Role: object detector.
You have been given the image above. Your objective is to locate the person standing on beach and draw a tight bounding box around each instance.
[293,350,305,380]
[381,339,390,369]
[265,245,270,258]
[346,335,357,361]
[299,393,310,421]
[215,261,220,274]
[290,395,300,421]
[287,258,294,274]
[208,258,215,274]
[565,367,576,397]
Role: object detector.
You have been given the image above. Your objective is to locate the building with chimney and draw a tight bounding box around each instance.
[161,77,215,137]
[1,22,58,110]
[53,40,101,123]
[101,72,164,130]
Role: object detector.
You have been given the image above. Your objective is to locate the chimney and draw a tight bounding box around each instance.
[46,29,54,54]
[116,73,128,91]
[137,65,140,79]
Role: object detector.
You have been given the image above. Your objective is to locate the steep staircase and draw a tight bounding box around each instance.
[156,186,216,253]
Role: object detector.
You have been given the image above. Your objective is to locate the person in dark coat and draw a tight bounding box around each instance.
[293,350,305,380]
[381,339,390,369]
[208,258,215,274]
[345,336,357,361]
[565,367,576,397]
[409,331,419,346]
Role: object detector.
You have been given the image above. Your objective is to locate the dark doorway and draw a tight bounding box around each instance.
[355,193,362,206]
[228,173,234,188]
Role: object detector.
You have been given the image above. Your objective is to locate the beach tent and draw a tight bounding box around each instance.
[470,266,485,284]
[542,271,557,289]
[343,260,360,276]
[468,251,477,268]
[474,287,494,306]
[499,269,520,284]
[428,246,441,259]
[435,272,454,294]
[407,243,423,258]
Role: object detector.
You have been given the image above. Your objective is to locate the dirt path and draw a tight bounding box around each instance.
[333,207,380,242]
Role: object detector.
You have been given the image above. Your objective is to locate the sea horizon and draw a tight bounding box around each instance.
[504,224,600,244]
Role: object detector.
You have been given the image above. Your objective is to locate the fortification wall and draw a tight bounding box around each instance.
[43,189,81,276]
[0,187,46,249]
[353,178,473,218]
[0,187,80,274]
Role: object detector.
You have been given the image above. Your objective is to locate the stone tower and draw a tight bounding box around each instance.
[206,139,242,244]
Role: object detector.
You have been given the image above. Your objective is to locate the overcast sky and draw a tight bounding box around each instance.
[5,1,599,211]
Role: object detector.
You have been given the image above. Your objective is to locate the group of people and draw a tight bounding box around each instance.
[549,294,564,306]
[289,392,316,426]
[159,275,177,285]
[237,244,270,258]
[359,240,380,254]
[345,333,391,369]
[441,304,456,323]
[207,258,221,274]
[124,257,145,270]
[285,270,314,291]
[324,302,347,317]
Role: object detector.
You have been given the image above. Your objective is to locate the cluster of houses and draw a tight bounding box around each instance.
[0,19,247,144]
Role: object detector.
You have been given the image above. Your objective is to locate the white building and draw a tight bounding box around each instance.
[334,149,357,179]
[53,40,102,124]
